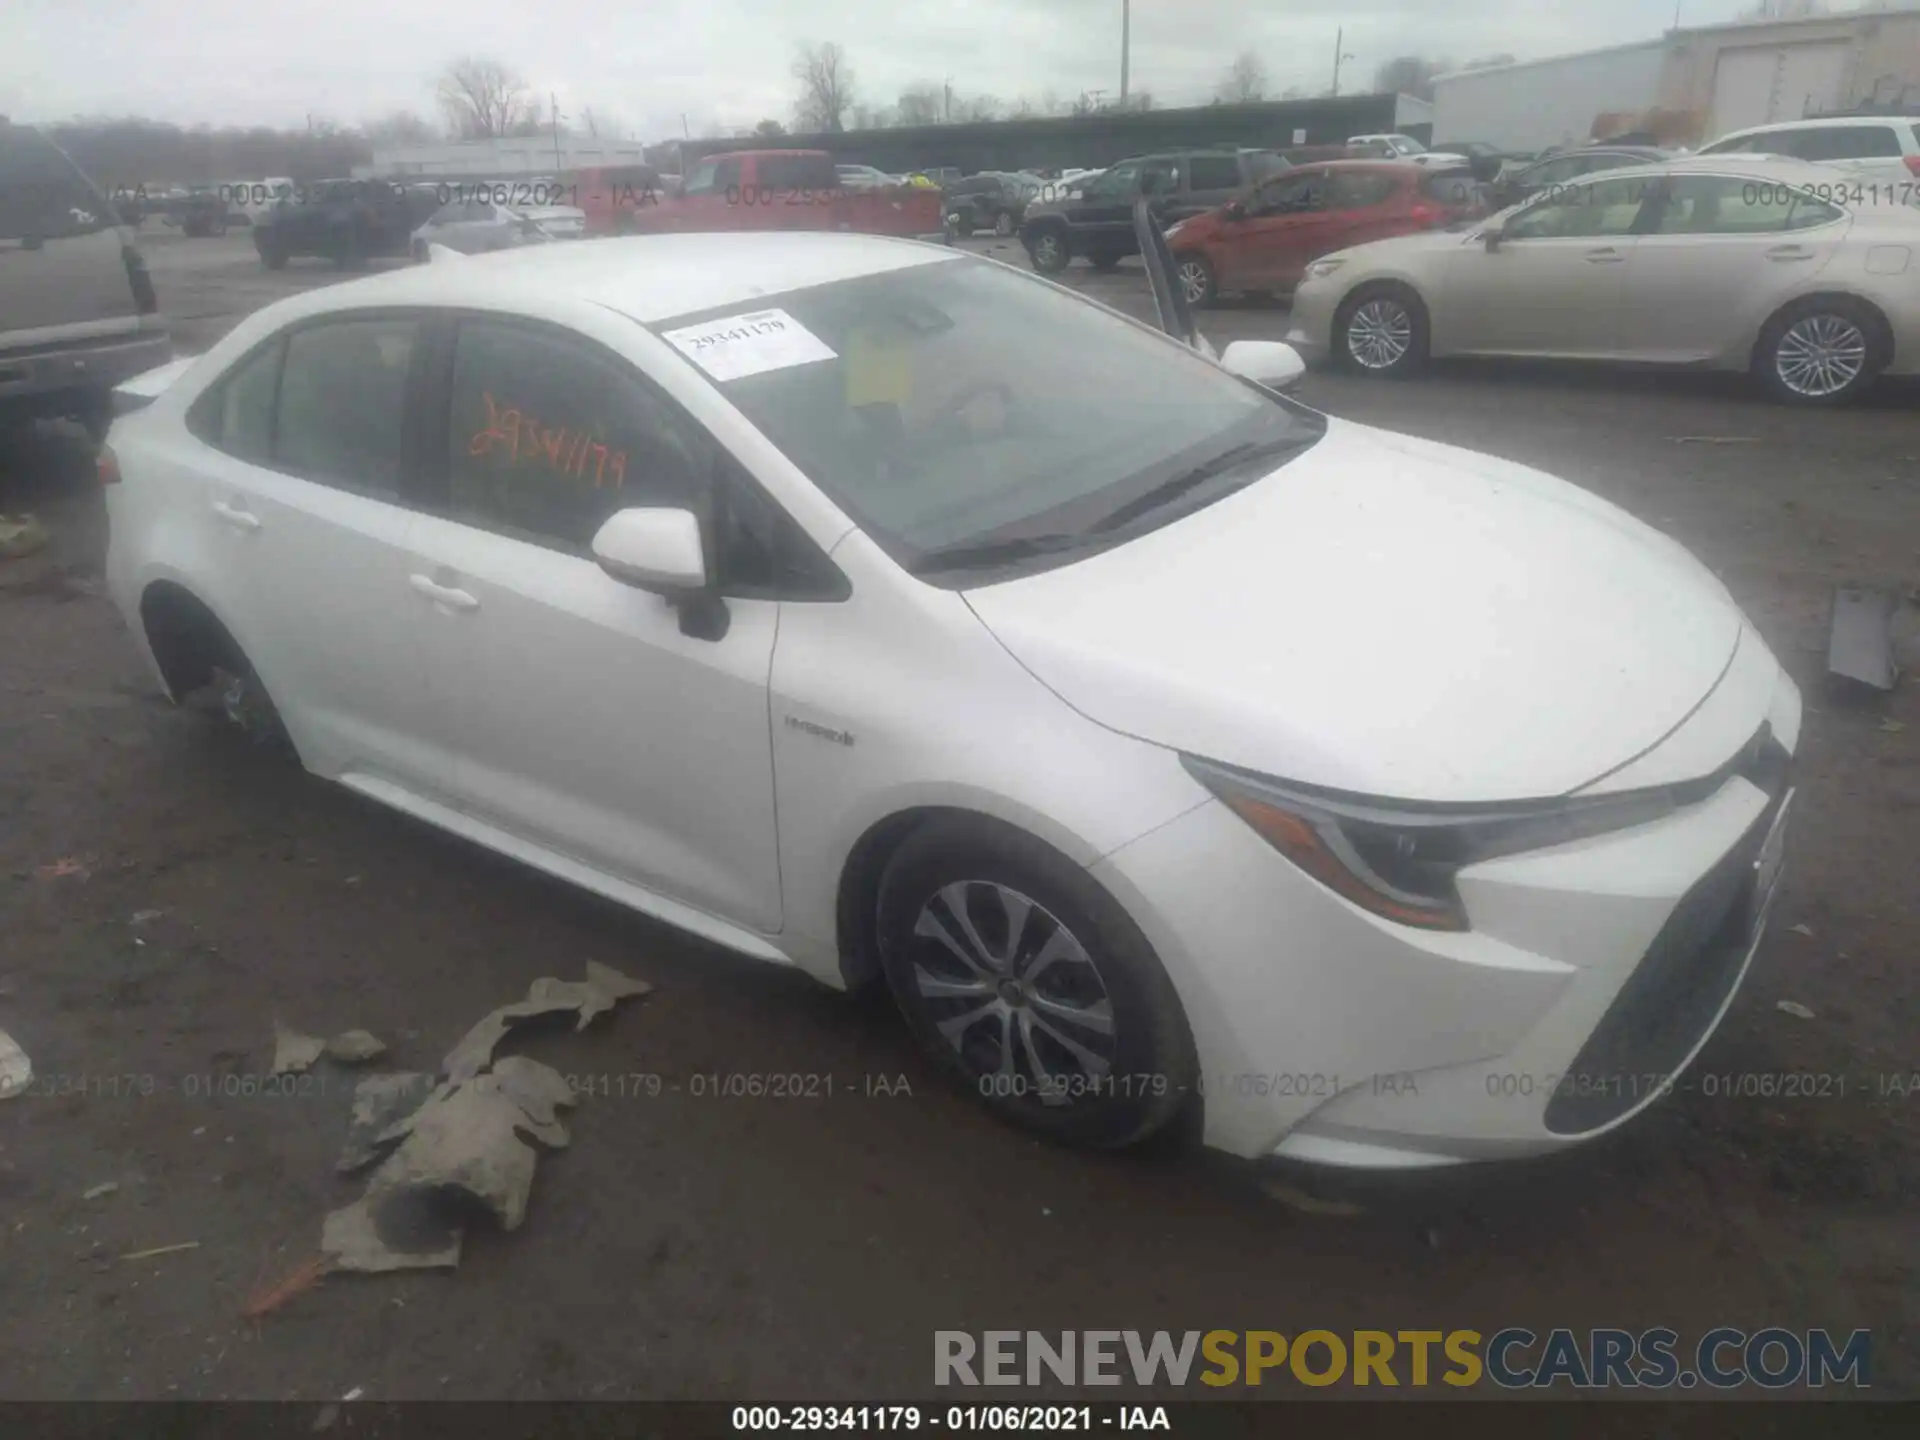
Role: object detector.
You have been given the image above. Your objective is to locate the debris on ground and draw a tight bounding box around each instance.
[129,909,164,926]
[1788,923,1815,937]
[241,1254,335,1318]
[1776,1000,1817,1020]
[272,1024,326,1077]
[1826,585,1901,693]
[1260,1177,1366,1216]
[120,1240,199,1262]
[1882,719,1907,734]
[34,856,90,881]
[0,1027,29,1101]
[82,1181,119,1201]
[0,514,50,560]
[337,1073,435,1174]
[323,1029,388,1065]
[316,963,650,1276]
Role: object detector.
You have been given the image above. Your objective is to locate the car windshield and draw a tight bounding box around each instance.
[1392,136,1427,156]
[653,255,1325,582]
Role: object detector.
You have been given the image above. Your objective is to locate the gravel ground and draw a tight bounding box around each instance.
[0,227,1914,1402]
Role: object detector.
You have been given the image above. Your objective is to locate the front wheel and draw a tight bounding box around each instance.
[876,819,1195,1149]
[1176,253,1216,308]
[993,210,1014,238]
[1333,285,1429,378]
[1027,226,1069,274]
[1755,299,1885,406]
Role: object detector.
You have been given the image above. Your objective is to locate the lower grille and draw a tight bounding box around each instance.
[1543,787,1787,1135]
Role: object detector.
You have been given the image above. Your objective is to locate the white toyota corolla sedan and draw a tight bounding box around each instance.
[101,231,1798,1167]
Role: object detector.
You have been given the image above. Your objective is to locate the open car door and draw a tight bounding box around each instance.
[1134,197,1216,360]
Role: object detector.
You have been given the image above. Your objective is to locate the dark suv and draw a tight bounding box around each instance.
[251,179,436,269]
[0,120,170,438]
[944,172,1041,237]
[1019,148,1289,273]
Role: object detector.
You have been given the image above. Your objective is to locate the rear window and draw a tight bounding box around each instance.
[758,153,839,191]
[0,126,117,241]
[1791,125,1902,161]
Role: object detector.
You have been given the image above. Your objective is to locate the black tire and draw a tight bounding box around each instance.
[1753,297,1887,407]
[1175,252,1217,308]
[1332,283,1430,379]
[1027,224,1070,274]
[993,210,1014,238]
[876,818,1195,1149]
[1089,252,1123,273]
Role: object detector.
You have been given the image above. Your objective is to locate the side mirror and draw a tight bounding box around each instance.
[1224,199,1247,220]
[591,507,707,594]
[1219,340,1306,394]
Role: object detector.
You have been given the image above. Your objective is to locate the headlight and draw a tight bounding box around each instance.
[1302,258,1346,282]
[1182,755,1682,931]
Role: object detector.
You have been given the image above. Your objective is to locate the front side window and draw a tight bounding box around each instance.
[1648,175,1842,235]
[654,256,1325,581]
[1792,126,1901,161]
[1086,161,1140,197]
[1258,170,1328,214]
[1503,175,1652,240]
[446,319,705,550]
[1329,172,1398,209]
[274,318,421,494]
[683,160,720,195]
[1187,155,1243,191]
[1139,159,1181,195]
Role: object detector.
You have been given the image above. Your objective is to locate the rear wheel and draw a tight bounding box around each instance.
[876,818,1195,1149]
[1027,225,1070,274]
[1755,298,1886,407]
[993,210,1014,237]
[1175,253,1216,308]
[1333,284,1429,378]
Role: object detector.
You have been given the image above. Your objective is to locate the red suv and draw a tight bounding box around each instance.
[1166,161,1484,306]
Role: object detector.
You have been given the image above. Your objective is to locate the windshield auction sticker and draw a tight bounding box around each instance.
[661,308,837,383]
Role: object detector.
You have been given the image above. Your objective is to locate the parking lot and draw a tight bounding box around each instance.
[2,225,1917,1401]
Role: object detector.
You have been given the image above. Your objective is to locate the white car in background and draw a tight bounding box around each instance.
[1287,154,1920,404]
[101,230,1797,1168]
[409,197,587,258]
[1346,134,1471,169]
[1697,115,1920,185]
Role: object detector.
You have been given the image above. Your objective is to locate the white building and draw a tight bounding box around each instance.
[353,135,652,180]
[1432,4,1920,152]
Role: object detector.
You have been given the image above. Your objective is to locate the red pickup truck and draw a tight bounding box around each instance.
[615,149,950,244]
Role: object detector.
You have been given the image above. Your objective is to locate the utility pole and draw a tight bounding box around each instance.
[1120,0,1131,103]
[1331,27,1355,98]
[550,92,564,173]
[944,77,952,123]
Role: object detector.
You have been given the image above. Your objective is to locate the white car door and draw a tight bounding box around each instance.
[401,314,788,932]
[1615,175,1849,364]
[183,313,453,799]
[1437,174,1655,358]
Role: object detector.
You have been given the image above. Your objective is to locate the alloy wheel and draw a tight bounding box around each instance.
[994,211,1014,237]
[909,880,1115,1102]
[1346,298,1413,370]
[1774,314,1867,399]
[1178,260,1210,306]
[1033,234,1062,268]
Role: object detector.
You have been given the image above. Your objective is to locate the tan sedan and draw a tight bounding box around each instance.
[1284,155,1920,404]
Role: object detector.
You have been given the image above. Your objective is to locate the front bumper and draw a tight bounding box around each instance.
[1092,654,1801,1166]
[1282,279,1336,364]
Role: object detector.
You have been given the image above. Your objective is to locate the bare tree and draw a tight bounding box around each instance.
[1280,84,1311,100]
[1373,56,1453,102]
[363,110,435,147]
[754,118,786,138]
[896,83,944,126]
[437,57,534,139]
[793,42,856,132]
[1216,50,1268,104]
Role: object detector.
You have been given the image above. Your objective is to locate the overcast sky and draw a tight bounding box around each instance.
[6,0,1774,139]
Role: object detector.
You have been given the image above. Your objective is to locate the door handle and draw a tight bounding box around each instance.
[409,573,479,611]
[1765,246,1814,261]
[210,500,260,531]
[1584,247,1625,263]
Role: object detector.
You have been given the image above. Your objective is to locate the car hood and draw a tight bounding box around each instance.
[962,418,1744,803]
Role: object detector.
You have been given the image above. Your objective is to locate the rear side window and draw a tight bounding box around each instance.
[216,341,282,462]
[1791,126,1901,161]
[1329,172,1398,208]
[1649,176,1842,234]
[758,154,837,190]
[1187,155,1243,191]
[275,319,421,495]
[446,319,706,550]
[0,127,116,241]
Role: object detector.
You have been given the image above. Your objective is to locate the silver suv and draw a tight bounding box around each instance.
[1,119,171,439]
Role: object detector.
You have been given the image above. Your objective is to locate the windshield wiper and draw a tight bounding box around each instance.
[912,531,1093,575]
[1088,437,1308,535]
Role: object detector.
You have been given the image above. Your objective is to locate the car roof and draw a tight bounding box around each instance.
[1715,115,1918,134]
[275,231,966,326]
[1527,152,1920,195]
